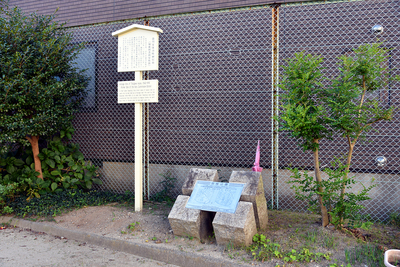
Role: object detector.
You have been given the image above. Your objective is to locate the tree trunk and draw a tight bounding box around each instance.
[338,139,355,226]
[313,139,330,227]
[26,135,43,180]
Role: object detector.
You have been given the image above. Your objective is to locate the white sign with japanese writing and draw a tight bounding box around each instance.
[117,30,159,72]
[118,80,159,103]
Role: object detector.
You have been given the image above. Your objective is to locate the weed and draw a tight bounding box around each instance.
[323,235,337,249]
[389,212,400,228]
[344,243,385,267]
[127,221,140,232]
[120,231,127,234]
[149,171,177,204]
[226,241,235,251]
[151,237,157,241]
[248,233,332,263]
[2,206,13,214]
[304,229,318,244]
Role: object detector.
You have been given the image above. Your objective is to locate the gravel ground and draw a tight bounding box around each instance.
[0,226,178,267]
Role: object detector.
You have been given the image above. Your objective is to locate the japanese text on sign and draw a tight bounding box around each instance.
[118,30,159,72]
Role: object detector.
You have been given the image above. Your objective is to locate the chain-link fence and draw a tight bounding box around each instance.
[70,0,399,221]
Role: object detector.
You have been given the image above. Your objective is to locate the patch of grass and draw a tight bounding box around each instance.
[345,243,385,267]
[5,189,135,218]
[323,235,338,250]
[389,212,400,228]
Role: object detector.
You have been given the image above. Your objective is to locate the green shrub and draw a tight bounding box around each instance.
[0,183,18,214]
[288,158,375,229]
[150,171,177,203]
[389,212,400,228]
[0,132,101,199]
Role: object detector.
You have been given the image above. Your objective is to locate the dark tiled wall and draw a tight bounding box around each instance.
[10,0,299,27]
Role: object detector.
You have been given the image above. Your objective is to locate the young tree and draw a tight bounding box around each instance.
[326,43,396,225]
[0,5,88,179]
[278,52,333,227]
[278,44,396,228]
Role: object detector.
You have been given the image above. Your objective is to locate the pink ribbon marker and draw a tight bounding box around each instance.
[252,140,263,172]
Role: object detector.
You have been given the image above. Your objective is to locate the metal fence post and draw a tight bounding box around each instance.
[271,4,280,210]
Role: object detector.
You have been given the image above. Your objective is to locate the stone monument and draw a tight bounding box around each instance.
[181,168,218,196]
[168,195,215,241]
[168,168,267,247]
[229,171,268,229]
[212,201,257,246]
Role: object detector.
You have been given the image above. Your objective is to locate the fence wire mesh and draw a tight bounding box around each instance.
[70,0,399,221]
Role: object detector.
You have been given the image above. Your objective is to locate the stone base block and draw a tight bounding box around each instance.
[182,168,219,196]
[212,201,257,247]
[168,195,215,241]
[229,171,268,229]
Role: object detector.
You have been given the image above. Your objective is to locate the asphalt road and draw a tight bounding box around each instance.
[0,226,178,267]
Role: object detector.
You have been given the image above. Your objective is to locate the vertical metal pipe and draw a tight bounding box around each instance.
[143,20,150,200]
[271,4,280,210]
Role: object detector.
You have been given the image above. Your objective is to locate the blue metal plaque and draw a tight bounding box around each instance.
[186,181,245,214]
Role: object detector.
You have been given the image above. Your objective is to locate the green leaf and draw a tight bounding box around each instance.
[92,178,102,185]
[51,182,57,191]
[6,165,15,174]
[38,153,45,160]
[51,170,61,176]
[45,159,55,168]
[26,156,33,165]
[14,159,25,166]
[85,181,92,189]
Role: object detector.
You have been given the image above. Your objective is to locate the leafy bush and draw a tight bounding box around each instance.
[150,171,177,203]
[0,4,89,179]
[288,159,376,229]
[0,132,101,199]
[389,212,400,228]
[0,183,18,214]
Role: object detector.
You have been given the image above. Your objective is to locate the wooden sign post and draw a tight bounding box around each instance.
[112,25,163,212]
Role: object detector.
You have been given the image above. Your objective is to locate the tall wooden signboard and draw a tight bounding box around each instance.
[112,25,163,211]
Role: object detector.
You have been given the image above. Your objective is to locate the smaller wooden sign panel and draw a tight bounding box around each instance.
[118,80,159,103]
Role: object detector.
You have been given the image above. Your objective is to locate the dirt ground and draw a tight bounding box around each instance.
[0,225,178,267]
[40,201,259,266]
[26,201,400,267]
